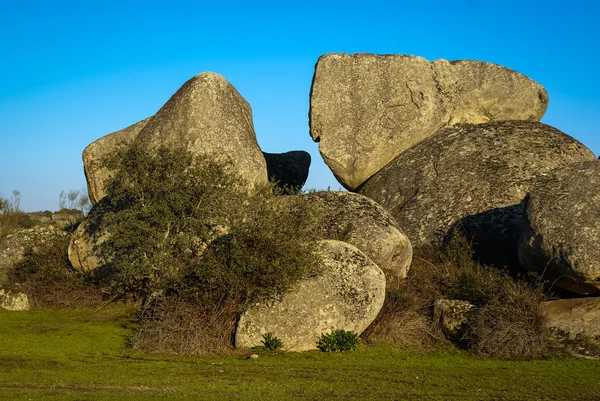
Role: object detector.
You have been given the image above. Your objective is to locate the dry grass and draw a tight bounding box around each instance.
[131,297,239,355]
[365,234,555,359]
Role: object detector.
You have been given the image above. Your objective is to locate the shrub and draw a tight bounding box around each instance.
[5,234,103,308]
[317,330,361,352]
[366,233,554,359]
[95,144,322,353]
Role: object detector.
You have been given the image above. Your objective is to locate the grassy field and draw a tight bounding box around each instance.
[1,306,599,401]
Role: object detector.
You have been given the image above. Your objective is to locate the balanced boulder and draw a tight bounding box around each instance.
[135,72,267,188]
[235,240,386,351]
[310,53,548,190]
[263,150,311,193]
[518,161,600,294]
[83,118,150,205]
[358,121,595,267]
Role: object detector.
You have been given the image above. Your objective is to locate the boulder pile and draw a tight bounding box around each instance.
[70,72,411,351]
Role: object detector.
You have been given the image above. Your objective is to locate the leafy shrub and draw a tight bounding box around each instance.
[317,330,361,352]
[366,233,554,359]
[5,234,103,308]
[95,144,321,305]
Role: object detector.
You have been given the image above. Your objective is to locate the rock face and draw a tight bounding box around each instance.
[134,72,267,188]
[83,118,150,205]
[263,150,311,193]
[358,121,595,267]
[433,299,475,343]
[310,53,548,190]
[541,298,600,340]
[518,161,600,294]
[235,240,386,351]
[278,191,412,278]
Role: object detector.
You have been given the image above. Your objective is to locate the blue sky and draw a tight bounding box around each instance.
[1,0,598,211]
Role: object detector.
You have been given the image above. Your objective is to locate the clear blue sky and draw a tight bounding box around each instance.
[1,0,598,211]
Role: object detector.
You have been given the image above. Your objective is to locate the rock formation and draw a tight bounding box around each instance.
[310,53,548,189]
[518,161,600,294]
[235,240,386,351]
[358,121,595,267]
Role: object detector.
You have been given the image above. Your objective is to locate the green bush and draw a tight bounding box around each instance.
[317,330,361,352]
[93,144,322,353]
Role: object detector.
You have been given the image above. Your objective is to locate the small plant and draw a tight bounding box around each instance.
[252,332,284,353]
[317,330,361,352]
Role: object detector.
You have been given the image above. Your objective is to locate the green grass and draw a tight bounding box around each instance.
[0,307,599,400]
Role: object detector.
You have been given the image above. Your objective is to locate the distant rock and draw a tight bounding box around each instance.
[235,240,386,351]
[310,53,548,190]
[135,72,268,189]
[83,118,150,205]
[518,161,600,294]
[285,191,413,279]
[263,150,311,193]
[358,121,595,268]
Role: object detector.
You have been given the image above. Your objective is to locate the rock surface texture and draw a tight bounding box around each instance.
[235,240,386,351]
[541,297,600,340]
[263,150,311,193]
[518,161,600,294]
[134,72,267,188]
[0,289,29,311]
[288,191,413,278]
[83,118,150,205]
[310,53,548,189]
[358,121,595,267]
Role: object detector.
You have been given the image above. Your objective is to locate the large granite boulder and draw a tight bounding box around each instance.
[310,53,548,190]
[68,216,109,275]
[83,118,150,205]
[277,191,412,278]
[518,161,600,294]
[358,121,595,268]
[235,240,386,351]
[263,150,311,193]
[541,297,600,340]
[135,72,267,188]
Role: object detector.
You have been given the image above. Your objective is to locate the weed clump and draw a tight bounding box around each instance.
[366,234,554,359]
